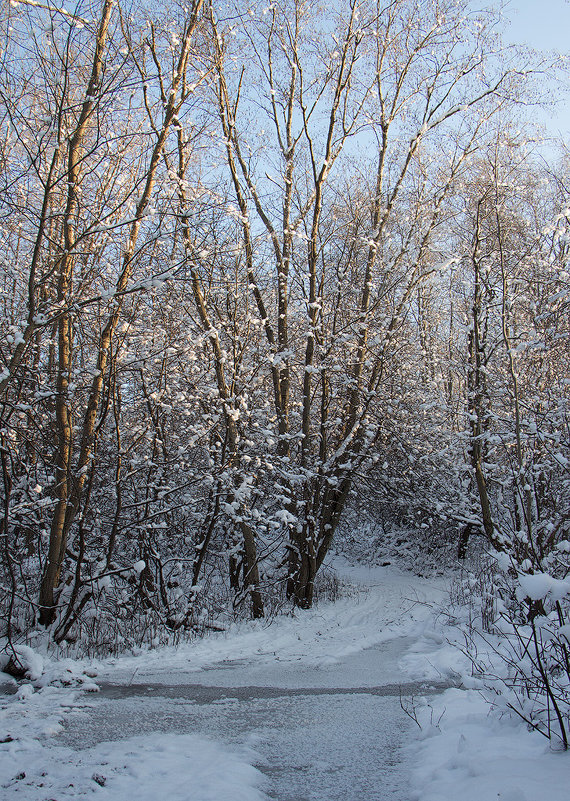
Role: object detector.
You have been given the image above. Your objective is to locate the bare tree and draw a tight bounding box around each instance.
[201,0,515,606]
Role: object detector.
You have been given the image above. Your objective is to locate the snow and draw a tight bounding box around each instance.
[0,679,265,801]
[0,644,44,681]
[90,561,445,688]
[517,571,570,601]
[2,558,569,800]
[408,687,569,801]
[399,590,570,801]
[2,728,265,800]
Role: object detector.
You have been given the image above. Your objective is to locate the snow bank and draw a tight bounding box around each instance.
[1,733,267,801]
[408,688,569,801]
[402,602,570,801]
[0,635,106,692]
[0,643,43,680]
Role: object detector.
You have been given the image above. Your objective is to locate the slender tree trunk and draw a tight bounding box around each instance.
[38,0,116,624]
[467,199,502,554]
[38,0,204,626]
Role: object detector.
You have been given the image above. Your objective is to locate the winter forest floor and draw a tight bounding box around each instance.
[1,559,568,801]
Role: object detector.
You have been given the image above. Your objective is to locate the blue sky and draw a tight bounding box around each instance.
[504,0,570,52]
[502,0,570,136]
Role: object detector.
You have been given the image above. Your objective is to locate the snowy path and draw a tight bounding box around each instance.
[58,639,450,801]
[63,563,449,801]
[2,563,452,800]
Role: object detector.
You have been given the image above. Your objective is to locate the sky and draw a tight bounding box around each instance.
[504,0,570,52]
[500,0,570,137]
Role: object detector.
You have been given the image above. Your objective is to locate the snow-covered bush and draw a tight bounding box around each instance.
[454,547,570,750]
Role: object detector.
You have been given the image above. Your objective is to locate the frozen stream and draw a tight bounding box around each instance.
[57,635,452,801]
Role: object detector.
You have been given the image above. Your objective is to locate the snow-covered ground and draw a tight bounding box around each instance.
[1,560,568,800]
[403,636,570,801]
[91,560,446,687]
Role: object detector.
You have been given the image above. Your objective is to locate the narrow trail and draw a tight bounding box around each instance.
[59,639,451,801]
[54,565,451,801]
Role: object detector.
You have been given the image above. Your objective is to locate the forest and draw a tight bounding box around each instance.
[0,0,568,704]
